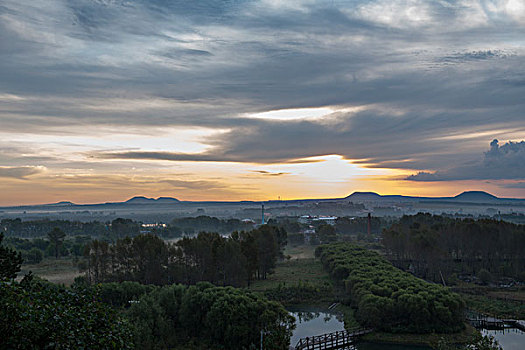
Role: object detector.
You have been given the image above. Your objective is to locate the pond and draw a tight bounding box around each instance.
[288,307,428,350]
[482,328,525,350]
[288,307,345,347]
[288,308,525,350]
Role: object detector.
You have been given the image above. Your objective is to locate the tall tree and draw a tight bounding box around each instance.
[0,232,22,280]
[317,224,337,243]
[47,227,66,259]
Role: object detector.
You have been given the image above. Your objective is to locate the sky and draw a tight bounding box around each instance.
[1,0,525,205]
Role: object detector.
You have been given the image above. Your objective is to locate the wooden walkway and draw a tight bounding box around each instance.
[294,328,372,350]
[468,318,525,332]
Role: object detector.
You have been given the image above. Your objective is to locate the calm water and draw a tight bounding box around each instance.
[288,308,345,347]
[288,307,428,350]
[482,328,525,350]
[288,308,525,350]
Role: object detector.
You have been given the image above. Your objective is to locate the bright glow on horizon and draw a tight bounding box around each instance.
[247,107,334,120]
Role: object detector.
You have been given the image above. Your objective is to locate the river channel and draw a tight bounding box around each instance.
[288,307,525,350]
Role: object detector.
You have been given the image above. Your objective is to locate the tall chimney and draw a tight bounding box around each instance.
[367,213,371,235]
[261,203,265,225]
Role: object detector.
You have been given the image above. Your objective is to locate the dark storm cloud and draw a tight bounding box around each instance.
[406,140,525,181]
[1,0,525,175]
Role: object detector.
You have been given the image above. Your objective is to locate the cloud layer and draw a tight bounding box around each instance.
[406,140,525,181]
[1,0,525,201]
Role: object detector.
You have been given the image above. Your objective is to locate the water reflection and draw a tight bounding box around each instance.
[289,309,524,350]
[289,308,345,347]
[293,310,344,324]
[482,328,525,350]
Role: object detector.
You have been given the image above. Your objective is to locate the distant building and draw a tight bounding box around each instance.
[312,216,337,225]
[141,223,167,228]
[298,215,338,225]
[298,215,313,224]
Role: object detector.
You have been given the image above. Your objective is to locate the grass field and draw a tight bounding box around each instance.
[361,323,479,346]
[453,283,525,319]
[19,257,81,285]
[249,258,333,292]
[284,244,317,260]
[248,244,332,293]
[462,293,525,319]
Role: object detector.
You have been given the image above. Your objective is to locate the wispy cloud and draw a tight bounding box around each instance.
[0,166,46,179]
[250,170,290,177]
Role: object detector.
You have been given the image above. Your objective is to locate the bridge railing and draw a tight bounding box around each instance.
[294,327,373,350]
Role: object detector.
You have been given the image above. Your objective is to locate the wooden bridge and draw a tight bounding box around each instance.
[294,328,373,350]
[467,317,525,332]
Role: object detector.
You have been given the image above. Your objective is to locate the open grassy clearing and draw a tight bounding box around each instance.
[453,283,525,318]
[487,290,525,302]
[361,323,479,347]
[249,244,332,293]
[462,294,525,319]
[19,257,80,285]
[284,244,316,260]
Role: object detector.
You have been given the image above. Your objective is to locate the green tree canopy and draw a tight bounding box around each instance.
[0,232,22,280]
[0,279,132,349]
[47,227,66,259]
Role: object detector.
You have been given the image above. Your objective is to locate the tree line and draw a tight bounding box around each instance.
[2,216,256,240]
[316,243,465,333]
[5,232,91,263]
[83,225,287,287]
[170,216,255,235]
[335,216,386,235]
[382,213,525,282]
[1,218,130,239]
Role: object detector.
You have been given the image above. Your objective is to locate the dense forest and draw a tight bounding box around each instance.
[5,235,90,263]
[1,216,254,239]
[83,225,287,287]
[1,218,110,238]
[335,216,386,235]
[316,243,465,333]
[382,213,525,282]
[170,216,254,235]
[117,282,294,349]
[1,233,294,350]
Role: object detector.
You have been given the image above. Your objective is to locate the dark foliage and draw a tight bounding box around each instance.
[383,214,525,281]
[335,216,385,235]
[126,282,295,350]
[0,278,133,349]
[1,218,109,238]
[83,225,286,287]
[171,216,254,235]
[316,243,465,333]
[0,232,22,280]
